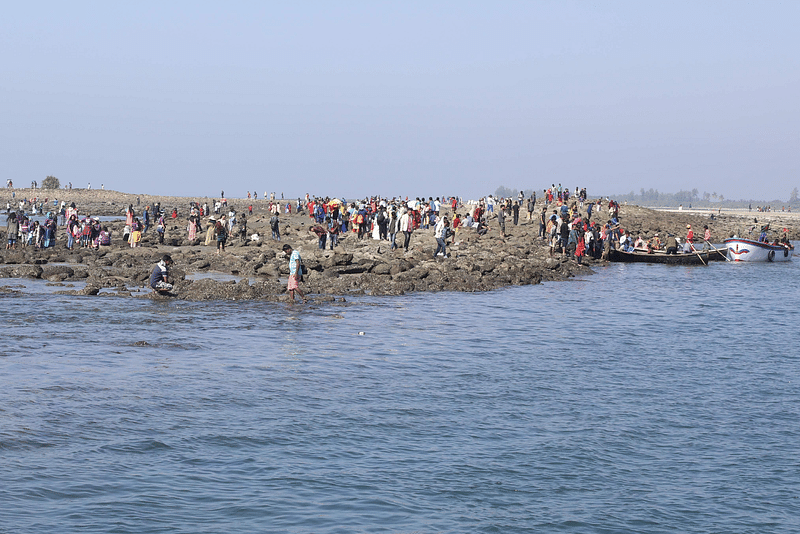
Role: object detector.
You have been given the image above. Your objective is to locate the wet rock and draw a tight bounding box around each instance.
[0,285,21,294]
[80,285,101,296]
[6,265,43,279]
[42,265,75,278]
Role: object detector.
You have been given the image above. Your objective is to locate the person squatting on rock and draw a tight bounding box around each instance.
[150,254,174,293]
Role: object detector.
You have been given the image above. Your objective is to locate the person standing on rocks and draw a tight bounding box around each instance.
[283,244,307,303]
[270,213,281,241]
[156,215,166,245]
[215,215,228,253]
[238,215,247,243]
[143,206,151,234]
[398,208,413,251]
[559,216,571,254]
[187,215,198,241]
[376,206,388,240]
[497,206,506,237]
[356,205,368,240]
[434,215,448,258]
[6,212,18,249]
[205,216,216,246]
[327,216,340,249]
[388,208,399,250]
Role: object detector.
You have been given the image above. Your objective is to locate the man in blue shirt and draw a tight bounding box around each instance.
[283,244,307,303]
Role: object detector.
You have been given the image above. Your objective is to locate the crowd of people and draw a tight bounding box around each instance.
[2,186,616,263]
[6,185,796,302]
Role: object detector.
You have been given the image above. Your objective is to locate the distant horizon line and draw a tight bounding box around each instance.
[5,184,796,206]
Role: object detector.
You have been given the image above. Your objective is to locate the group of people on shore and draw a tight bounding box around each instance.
[6,187,795,304]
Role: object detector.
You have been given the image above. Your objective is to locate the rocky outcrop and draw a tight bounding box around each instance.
[3,194,795,302]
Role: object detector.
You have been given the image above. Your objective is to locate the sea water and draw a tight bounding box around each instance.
[1,257,799,533]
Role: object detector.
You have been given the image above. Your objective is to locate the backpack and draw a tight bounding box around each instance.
[356,213,364,224]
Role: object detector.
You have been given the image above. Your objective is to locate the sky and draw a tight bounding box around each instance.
[1,1,798,201]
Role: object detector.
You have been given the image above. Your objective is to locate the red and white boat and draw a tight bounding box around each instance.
[724,238,793,262]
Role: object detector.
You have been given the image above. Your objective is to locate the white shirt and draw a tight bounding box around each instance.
[434,219,446,239]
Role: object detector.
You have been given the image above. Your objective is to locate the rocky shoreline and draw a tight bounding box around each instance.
[2,189,797,301]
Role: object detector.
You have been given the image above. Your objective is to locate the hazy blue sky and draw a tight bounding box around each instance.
[2,1,798,200]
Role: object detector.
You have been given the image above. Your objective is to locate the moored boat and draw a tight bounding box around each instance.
[608,248,710,265]
[724,238,793,262]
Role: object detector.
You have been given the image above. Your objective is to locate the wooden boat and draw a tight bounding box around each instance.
[704,246,730,262]
[724,238,793,262]
[608,248,710,265]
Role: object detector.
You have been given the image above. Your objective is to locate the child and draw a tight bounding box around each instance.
[130,227,142,248]
[82,220,92,248]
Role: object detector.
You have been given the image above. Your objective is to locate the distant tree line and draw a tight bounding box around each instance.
[43,175,60,189]
[493,184,799,209]
[494,186,538,199]
[611,187,798,209]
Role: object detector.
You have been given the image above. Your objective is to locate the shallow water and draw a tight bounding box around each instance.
[2,259,799,533]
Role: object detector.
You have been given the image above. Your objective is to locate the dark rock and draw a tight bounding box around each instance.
[371,263,391,275]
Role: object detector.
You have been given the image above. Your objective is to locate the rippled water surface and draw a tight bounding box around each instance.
[2,259,799,533]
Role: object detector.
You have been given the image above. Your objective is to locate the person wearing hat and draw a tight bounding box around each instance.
[434,215,449,258]
[684,224,694,253]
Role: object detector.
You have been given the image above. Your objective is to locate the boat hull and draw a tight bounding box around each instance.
[608,249,709,265]
[724,238,793,262]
